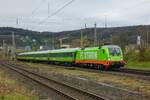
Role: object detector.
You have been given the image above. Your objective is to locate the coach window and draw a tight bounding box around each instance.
[70,53,73,57]
[72,53,74,57]
[66,53,68,57]
[68,53,72,57]
[64,53,66,57]
[55,53,58,57]
[51,53,54,57]
[59,53,62,57]
[63,53,66,57]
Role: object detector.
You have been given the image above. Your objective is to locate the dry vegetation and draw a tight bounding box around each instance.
[0,65,37,100]
[15,61,150,97]
[0,52,36,100]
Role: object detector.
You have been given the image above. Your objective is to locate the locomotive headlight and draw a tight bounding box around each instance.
[120,57,123,60]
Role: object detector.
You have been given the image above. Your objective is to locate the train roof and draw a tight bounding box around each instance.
[102,45,120,48]
[50,48,80,53]
[78,45,120,50]
[18,50,51,55]
[18,48,80,55]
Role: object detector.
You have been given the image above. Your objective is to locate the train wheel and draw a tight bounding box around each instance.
[104,65,110,70]
[98,64,104,70]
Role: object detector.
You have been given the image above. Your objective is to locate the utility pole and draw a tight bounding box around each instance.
[48,1,50,15]
[147,26,149,48]
[2,40,6,58]
[105,15,107,28]
[94,23,97,46]
[80,27,83,48]
[59,37,69,48]
[100,15,107,45]
[84,24,87,35]
[84,24,87,47]
[110,35,113,44]
[12,32,16,60]
[85,24,87,29]
[16,18,19,28]
[2,40,5,48]
[51,33,54,50]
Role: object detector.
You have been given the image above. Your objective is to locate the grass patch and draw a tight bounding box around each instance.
[125,49,150,71]
[126,61,150,71]
[0,93,36,100]
[0,69,37,100]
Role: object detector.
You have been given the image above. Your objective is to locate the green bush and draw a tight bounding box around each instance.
[144,49,150,61]
[124,50,139,61]
[125,49,150,61]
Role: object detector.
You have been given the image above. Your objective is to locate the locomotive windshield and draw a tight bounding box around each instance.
[108,47,121,56]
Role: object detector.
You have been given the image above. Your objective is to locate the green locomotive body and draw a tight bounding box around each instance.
[75,45,125,69]
[17,45,125,70]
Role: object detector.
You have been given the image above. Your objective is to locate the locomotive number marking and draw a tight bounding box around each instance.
[80,52,97,60]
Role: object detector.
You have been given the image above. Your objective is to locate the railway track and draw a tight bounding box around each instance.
[12,60,150,82]
[36,62,150,80]
[112,68,150,76]
[63,65,150,80]
[10,61,150,81]
[53,65,150,81]
[1,62,108,100]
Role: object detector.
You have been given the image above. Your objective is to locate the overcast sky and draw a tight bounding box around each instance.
[0,0,150,32]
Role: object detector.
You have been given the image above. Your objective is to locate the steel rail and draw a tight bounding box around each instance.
[11,61,150,81]
[2,63,76,100]
[112,68,150,76]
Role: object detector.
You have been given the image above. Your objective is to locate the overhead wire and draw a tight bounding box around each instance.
[30,0,47,18]
[39,0,76,24]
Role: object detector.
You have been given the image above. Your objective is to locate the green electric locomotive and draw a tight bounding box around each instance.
[75,45,125,70]
[17,45,125,70]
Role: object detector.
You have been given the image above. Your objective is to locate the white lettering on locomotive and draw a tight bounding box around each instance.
[80,52,97,60]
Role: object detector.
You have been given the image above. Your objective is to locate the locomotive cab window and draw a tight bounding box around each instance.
[108,47,121,56]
